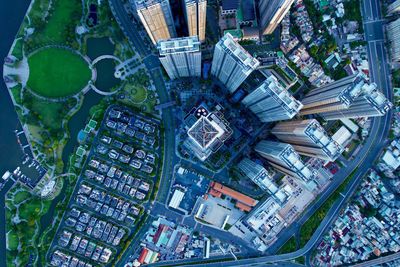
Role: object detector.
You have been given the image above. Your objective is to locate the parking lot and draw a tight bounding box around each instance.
[49,106,161,267]
[168,166,210,214]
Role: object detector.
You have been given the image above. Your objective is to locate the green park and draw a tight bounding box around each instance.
[27,48,91,98]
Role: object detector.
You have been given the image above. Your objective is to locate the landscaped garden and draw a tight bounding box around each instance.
[6,187,52,266]
[27,48,91,98]
[3,0,153,264]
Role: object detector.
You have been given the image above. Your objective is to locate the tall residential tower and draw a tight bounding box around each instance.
[211,33,260,93]
[238,158,278,193]
[258,0,296,35]
[157,36,202,79]
[134,0,177,44]
[255,140,317,190]
[242,75,303,122]
[271,119,344,161]
[184,0,207,42]
[300,73,392,120]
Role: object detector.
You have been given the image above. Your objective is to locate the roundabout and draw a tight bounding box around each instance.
[27,47,92,99]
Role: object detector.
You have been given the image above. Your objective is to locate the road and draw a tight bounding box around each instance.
[352,251,400,267]
[109,0,394,265]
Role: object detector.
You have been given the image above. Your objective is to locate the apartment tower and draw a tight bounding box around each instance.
[300,73,392,120]
[242,75,303,122]
[237,158,278,193]
[134,0,177,44]
[387,18,400,63]
[211,33,260,93]
[271,119,344,161]
[258,0,296,35]
[184,0,207,42]
[157,36,202,79]
[255,140,317,190]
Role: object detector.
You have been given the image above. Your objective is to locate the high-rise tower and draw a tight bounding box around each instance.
[271,119,344,161]
[184,0,207,42]
[211,33,260,93]
[300,73,392,120]
[238,158,277,192]
[242,75,303,122]
[255,140,317,190]
[134,0,177,44]
[258,0,296,35]
[157,36,202,79]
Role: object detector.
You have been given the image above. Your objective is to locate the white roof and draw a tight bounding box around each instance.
[169,189,185,209]
[332,126,352,146]
[382,151,400,170]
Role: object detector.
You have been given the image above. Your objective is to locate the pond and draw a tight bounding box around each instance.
[86,37,122,92]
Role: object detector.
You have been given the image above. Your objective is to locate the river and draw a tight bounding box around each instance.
[0,0,31,265]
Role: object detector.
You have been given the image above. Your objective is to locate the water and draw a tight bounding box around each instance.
[0,0,32,265]
[87,37,122,92]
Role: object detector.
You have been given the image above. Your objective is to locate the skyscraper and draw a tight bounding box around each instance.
[255,140,317,190]
[134,0,176,44]
[184,0,207,42]
[242,75,303,123]
[300,73,392,120]
[238,158,278,193]
[258,0,296,35]
[321,83,393,120]
[211,33,260,93]
[271,119,344,161]
[157,36,202,80]
[184,106,232,161]
[387,18,400,63]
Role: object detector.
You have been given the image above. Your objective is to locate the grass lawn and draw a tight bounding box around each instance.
[126,85,147,103]
[27,48,91,98]
[278,236,297,254]
[7,230,19,251]
[13,191,31,205]
[30,99,66,130]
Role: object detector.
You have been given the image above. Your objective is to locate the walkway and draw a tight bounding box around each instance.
[91,54,122,65]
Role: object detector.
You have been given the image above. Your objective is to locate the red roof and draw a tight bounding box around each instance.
[153,224,167,244]
[138,248,148,264]
[235,202,252,212]
[210,182,257,207]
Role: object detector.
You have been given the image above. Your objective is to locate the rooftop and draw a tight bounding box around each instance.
[218,33,260,70]
[157,36,201,55]
[188,116,224,149]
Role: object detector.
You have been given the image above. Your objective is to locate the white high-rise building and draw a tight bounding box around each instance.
[387,18,400,63]
[184,0,207,42]
[258,0,296,35]
[237,158,277,193]
[255,140,317,191]
[242,75,303,123]
[211,33,260,93]
[157,36,202,80]
[134,0,177,44]
[271,119,344,161]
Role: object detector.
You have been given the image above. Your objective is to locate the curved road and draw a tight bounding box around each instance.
[109,0,393,266]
